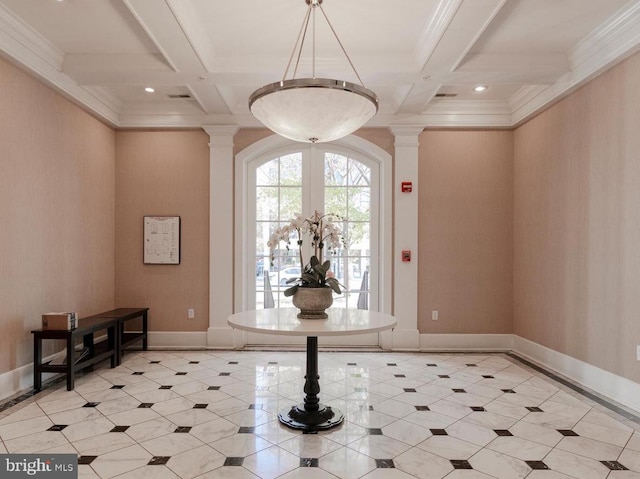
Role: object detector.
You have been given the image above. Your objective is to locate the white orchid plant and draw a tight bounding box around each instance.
[268,211,346,297]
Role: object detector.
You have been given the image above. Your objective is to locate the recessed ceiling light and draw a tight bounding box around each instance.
[473,85,488,92]
[144,87,155,93]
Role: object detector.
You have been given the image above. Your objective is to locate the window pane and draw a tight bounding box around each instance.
[325,187,347,217]
[348,159,371,186]
[280,153,303,185]
[325,153,348,186]
[256,187,278,221]
[279,187,302,219]
[256,159,279,186]
[348,187,371,221]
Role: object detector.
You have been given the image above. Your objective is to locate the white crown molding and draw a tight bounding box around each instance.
[510,1,640,127]
[0,4,121,126]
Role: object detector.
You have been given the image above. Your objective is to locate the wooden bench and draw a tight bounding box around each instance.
[32,307,148,391]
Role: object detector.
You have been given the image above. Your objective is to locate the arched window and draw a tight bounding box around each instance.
[235,135,391,346]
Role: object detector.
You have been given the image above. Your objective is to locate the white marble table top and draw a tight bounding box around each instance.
[227,308,397,337]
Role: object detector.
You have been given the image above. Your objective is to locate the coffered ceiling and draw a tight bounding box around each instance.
[1,0,638,130]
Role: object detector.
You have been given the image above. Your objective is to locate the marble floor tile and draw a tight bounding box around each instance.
[1,350,639,479]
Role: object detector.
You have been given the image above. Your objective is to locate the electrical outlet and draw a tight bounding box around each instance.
[188,308,195,319]
[432,310,438,321]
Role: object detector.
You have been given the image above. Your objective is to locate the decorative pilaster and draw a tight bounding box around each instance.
[203,126,239,348]
[390,126,423,350]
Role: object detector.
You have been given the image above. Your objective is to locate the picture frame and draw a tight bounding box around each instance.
[143,216,181,264]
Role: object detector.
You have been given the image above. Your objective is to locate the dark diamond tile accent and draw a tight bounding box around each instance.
[403,388,417,393]
[78,456,97,465]
[148,456,170,466]
[175,372,187,376]
[174,426,192,433]
[110,385,125,389]
[194,404,208,409]
[300,458,319,467]
[111,426,130,432]
[526,461,550,470]
[438,375,450,379]
[149,361,161,364]
[430,429,448,436]
[268,361,278,364]
[558,429,579,436]
[482,375,495,379]
[451,460,473,469]
[394,374,406,378]
[452,389,466,393]
[83,402,100,408]
[501,389,516,393]
[249,404,263,410]
[415,406,430,411]
[228,361,238,365]
[387,363,397,366]
[347,362,357,366]
[426,363,438,367]
[239,426,255,434]
[367,428,383,435]
[219,372,231,376]
[208,386,221,390]
[466,364,477,367]
[354,387,367,392]
[159,385,173,390]
[526,406,543,412]
[494,429,513,436]
[138,403,154,408]
[47,424,68,431]
[224,457,244,466]
[360,405,374,411]
[189,361,200,364]
[470,407,485,412]
[601,461,629,471]
[375,459,395,468]
[132,372,144,375]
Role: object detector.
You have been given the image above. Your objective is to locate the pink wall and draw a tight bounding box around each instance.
[0,57,115,375]
[418,130,514,333]
[115,131,210,332]
[514,51,640,383]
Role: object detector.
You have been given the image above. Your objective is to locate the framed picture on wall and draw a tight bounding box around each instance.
[143,216,181,264]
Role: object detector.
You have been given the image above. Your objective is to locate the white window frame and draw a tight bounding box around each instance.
[234,134,392,320]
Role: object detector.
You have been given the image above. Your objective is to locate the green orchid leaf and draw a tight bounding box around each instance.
[284,285,299,297]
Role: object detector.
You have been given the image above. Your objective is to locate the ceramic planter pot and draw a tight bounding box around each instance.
[292,287,333,319]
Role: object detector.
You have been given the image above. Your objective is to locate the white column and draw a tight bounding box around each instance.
[390,126,423,350]
[204,125,239,348]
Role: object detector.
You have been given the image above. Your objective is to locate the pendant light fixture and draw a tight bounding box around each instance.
[249,0,378,143]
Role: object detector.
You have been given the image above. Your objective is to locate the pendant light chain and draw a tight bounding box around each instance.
[284,4,313,82]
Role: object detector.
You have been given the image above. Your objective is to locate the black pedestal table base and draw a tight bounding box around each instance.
[278,336,344,431]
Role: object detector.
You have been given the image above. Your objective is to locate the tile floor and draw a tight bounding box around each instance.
[1,350,639,479]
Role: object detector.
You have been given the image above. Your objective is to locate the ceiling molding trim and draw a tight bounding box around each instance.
[166,0,215,72]
[449,0,509,73]
[121,0,179,72]
[510,2,640,127]
[0,3,64,69]
[0,4,120,126]
[569,0,640,71]
[416,0,463,70]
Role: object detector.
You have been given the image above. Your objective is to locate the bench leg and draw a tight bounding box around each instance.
[33,335,42,391]
[66,335,74,391]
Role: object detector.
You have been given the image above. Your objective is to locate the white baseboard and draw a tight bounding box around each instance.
[513,335,640,414]
[147,331,207,349]
[420,333,513,351]
[0,352,62,402]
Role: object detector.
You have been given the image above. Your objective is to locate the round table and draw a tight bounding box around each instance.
[228,308,397,431]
